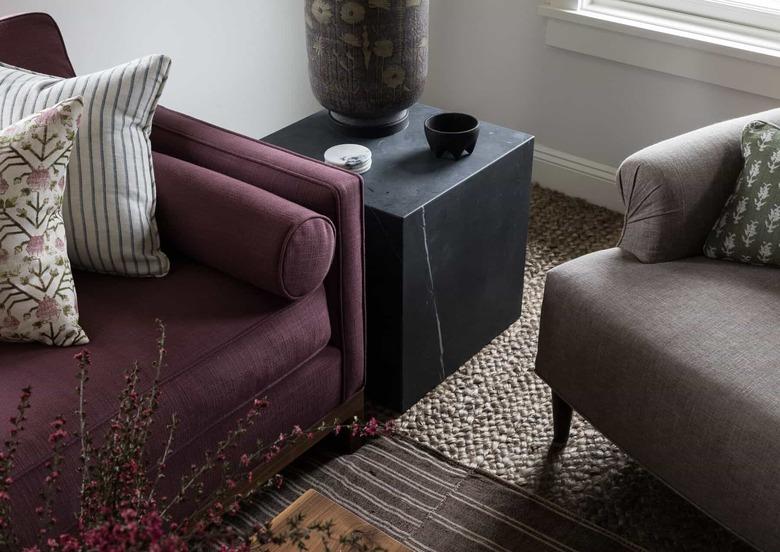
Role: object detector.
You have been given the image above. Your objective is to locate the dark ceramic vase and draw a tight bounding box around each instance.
[305,0,429,137]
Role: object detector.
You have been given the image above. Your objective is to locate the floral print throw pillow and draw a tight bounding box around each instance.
[0,97,88,346]
[704,120,780,267]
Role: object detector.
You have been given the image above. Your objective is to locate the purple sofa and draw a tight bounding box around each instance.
[0,12,365,545]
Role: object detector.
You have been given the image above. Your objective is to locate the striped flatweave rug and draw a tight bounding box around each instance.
[231,436,644,552]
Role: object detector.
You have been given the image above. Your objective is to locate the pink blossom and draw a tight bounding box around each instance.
[36,106,61,126]
[363,417,380,437]
[27,166,50,191]
[36,295,60,321]
[55,237,65,251]
[1,315,19,330]
[26,235,45,257]
[0,324,394,551]
[44,471,61,483]
[273,474,284,489]
[383,419,397,434]
[48,429,68,444]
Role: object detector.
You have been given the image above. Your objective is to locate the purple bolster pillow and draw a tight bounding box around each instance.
[153,152,336,299]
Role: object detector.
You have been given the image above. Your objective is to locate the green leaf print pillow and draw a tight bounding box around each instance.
[704,120,780,267]
[0,97,89,346]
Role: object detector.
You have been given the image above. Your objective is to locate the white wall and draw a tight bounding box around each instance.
[0,0,320,138]
[421,0,778,210]
[2,0,775,209]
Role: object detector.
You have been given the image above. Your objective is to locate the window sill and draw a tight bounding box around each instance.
[538,4,780,99]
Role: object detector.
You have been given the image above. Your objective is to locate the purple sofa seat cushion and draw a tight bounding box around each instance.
[0,257,332,541]
[150,107,365,401]
[155,152,336,299]
[160,346,344,523]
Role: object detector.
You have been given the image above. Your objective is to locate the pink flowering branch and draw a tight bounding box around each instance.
[0,322,396,552]
[35,415,68,547]
[0,386,31,550]
[149,413,178,503]
[73,350,92,522]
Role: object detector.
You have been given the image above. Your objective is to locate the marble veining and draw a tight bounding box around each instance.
[420,206,445,381]
[262,103,533,411]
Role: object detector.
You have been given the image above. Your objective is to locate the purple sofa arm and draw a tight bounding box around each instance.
[154,152,336,300]
[150,107,366,400]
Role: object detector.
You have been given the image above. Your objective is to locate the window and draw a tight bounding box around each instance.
[584,0,780,35]
[616,1,780,31]
[539,0,780,99]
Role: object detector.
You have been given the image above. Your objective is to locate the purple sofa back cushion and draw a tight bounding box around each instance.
[0,13,76,77]
[154,152,336,299]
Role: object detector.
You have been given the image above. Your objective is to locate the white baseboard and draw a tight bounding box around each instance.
[533,144,624,213]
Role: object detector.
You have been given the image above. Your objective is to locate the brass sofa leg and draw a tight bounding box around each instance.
[552,392,573,447]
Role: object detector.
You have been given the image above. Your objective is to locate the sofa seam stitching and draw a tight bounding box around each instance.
[279,215,337,300]
[153,123,362,400]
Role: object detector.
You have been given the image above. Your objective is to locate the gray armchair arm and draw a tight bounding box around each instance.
[617,108,780,263]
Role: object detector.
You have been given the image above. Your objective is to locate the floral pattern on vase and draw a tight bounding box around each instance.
[704,120,780,267]
[0,97,88,346]
[305,0,429,130]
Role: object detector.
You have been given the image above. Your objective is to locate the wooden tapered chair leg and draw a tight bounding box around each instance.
[552,392,573,447]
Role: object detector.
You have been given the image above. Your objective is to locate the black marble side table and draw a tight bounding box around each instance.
[264,104,534,411]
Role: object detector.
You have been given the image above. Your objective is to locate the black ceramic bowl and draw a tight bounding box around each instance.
[424,112,480,160]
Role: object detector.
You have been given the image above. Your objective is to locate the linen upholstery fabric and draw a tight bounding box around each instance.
[0,13,74,79]
[0,97,88,346]
[0,55,171,277]
[154,152,336,299]
[151,106,365,401]
[703,120,780,266]
[0,13,366,547]
[617,107,780,263]
[0,258,336,544]
[536,248,780,551]
[0,14,364,398]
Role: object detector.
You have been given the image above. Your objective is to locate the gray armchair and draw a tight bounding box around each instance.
[535,109,780,551]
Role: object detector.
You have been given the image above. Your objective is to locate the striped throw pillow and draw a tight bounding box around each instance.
[0,55,171,277]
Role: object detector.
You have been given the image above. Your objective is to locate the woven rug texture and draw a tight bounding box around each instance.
[396,185,755,552]
[236,436,644,552]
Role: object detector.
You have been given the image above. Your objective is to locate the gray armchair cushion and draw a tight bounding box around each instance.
[535,248,780,551]
[618,108,780,263]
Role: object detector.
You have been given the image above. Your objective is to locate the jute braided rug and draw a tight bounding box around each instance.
[396,185,754,552]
